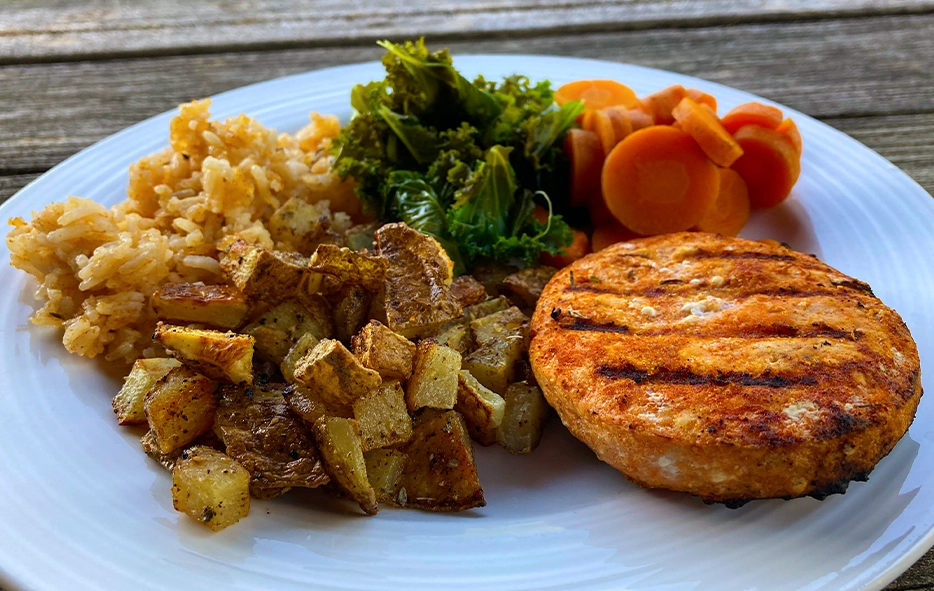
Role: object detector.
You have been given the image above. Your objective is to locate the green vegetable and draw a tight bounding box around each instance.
[334,38,583,271]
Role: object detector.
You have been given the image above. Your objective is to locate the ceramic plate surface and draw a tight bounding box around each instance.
[1,56,933,591]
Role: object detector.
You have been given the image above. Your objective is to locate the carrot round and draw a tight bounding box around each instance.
[639,84,688,125]
[721,102,783,135]
[686,88,717,112]
[776,118,803,155]
[592,222,641,251]
[601,126,720,235]
[541,229,592,268]
[628,109,654,131]
[555,79,639,111]
[564,129,605,207]
[695,168,750,236]
[730,124,801,209]
[672,97,744,167]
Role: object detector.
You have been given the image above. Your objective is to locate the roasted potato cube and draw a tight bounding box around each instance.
[374,222,462,338]
[220,239,307,303]
[151,283,249,329]
[496,382,551,454]
[172,446,251,531]
[214,384,329,499]
[470,306,529,348]
[432,322,473,355]
[280,332,320,382]
[406,340,461,411]
[313,416,378,515]
[397,411,485,511]
[113,357,181,425]
[462,295,512,322]
[462,337,524,395]
[364,449,407,504]
[243,298,333,363]
[334,285,372,344]
[144,366,217,454]
[351,320,416,380]
[500,265,558,308]
[283,383,344,425]
[345,222,378,252]
[154,322,254,384]
[269,197,330,254]
[449,275,488,307]
[353,381,413,451]
[293,339,382,414]
[141,429,223,471]
[455,370,506,446]
[309,244,387,292]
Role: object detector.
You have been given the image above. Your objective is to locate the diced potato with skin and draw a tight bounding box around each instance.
[113,357,180,425]
[151,283,249,329]
[219,239,307,303]
[397,411,485,511]
[500,265,558,309]
[364,449,407,504]
[154,322,254,384]
[309,244,387,292]
[283,383,344,425]
[172,446,251,531]
[293,339,382,415]
[374,222,463,338]
[141,429,224,471]
[353,381,413,452]
[345,223,379,253]
[471,264,521,297]
[406,340,461,412]
[280,332,320,382]
[351,320,416,380]
[268,197,331,255]
[144,366,217,454]
[462,337,525,396]
[243,298,333,363]
[455,370,506,446]
[334,285,371,344]
[449,275,488,307]
[432,322,473,355]
[462,296,512,322]
[470,306,529,348]
[496,382,551,454]
[313,416,378,515]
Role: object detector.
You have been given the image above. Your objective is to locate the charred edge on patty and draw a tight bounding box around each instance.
[708,469,874,509]
[596,363,818,388]
[694,250,797,262]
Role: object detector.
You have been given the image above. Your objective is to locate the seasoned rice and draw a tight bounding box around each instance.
[6,99,358,364]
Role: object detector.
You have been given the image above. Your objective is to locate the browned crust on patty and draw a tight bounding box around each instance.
[530,232,922,504]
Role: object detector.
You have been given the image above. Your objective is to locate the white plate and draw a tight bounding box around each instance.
[2,55,933,591]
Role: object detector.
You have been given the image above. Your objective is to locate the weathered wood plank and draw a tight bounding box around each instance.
[0,173,39,206]
[2,14,933,175]
[2,0,934,62]
[887,548,934,590]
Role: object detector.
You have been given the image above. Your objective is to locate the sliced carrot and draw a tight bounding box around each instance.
[601,126,720,235]
[686,88,717,112]
[589,108,629,156]
[721,102,783,135]
[730,124,801,209]
[695,168,750,236]
[541,229,592,268]
[555,79,640,112]
[672,97,744,168]
[639,84,688,126]
[628,109,654,131]
[589,188,615,227]
[563,129,605,208]
[533,204,549,225]
[606,107,634,139]
[776,118,803,155]
[592,222,642,251]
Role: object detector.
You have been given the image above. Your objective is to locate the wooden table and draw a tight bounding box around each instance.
[2,1,933,589]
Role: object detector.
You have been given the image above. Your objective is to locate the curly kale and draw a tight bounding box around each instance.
[334,39,584,271]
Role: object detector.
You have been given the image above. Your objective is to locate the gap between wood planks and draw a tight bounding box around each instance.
[3,2,934,65]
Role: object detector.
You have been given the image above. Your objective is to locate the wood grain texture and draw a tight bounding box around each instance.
[3,0,934,62]
[3,14,934,175]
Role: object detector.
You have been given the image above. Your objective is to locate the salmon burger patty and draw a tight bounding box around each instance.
[530,232,921,506]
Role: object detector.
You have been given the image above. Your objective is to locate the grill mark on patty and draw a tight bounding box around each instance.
[693,250,797,261]
[596,363,818,388]
[553,312,859,341]
[562,284,872,301]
